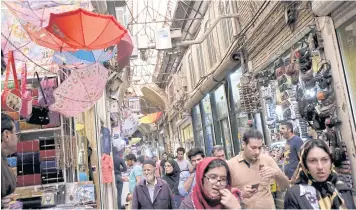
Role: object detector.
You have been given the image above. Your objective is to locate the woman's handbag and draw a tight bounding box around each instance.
[1,51,22,112]
[26,72,50,125]
[38,77,56,107]
[20,63,33,118]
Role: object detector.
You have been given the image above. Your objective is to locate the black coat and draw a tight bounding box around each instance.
[284,181,355,209]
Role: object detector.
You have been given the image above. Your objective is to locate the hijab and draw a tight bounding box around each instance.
[191,157,240,209]
[295,140,346,210]
[162,159,180,195]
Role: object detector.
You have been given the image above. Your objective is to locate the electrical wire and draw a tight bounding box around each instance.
[1,33,55,74]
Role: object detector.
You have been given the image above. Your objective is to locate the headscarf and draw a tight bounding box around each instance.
[162,159,180,195]
[295,140,346,209]
[191,157,241,209]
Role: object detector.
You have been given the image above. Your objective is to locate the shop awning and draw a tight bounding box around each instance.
[140,84,167,111]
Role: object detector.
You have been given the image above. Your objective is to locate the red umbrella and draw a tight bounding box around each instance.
[22,22,77,52]
[116,33,134,68]
[45,8,127,50]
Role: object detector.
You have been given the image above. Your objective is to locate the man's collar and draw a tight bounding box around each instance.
[146,178,157,187]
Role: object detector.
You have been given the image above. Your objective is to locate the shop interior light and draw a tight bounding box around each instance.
[275,105,283,118]
[305,88,316,98]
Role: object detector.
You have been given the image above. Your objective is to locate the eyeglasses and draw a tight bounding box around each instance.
[164,165,172,168]
[204,175,228,186]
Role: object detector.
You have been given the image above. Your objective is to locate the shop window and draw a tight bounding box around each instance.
[192,105,205,153]
[336,16,356,124]
[214,85,229,120]
[201,94,214,155]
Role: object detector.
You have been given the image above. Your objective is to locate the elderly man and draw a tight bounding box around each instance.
[211,145,226,159]
[132,159,175,209]
[1,114,18,207]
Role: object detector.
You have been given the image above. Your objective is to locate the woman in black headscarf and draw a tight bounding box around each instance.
[162,159,183,208]
[284,139,355,209]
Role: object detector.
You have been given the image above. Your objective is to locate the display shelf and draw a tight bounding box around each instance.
[14,182,65,199]
[20,127,61,134]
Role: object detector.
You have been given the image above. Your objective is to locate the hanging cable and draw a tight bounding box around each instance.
[1,33,55,74]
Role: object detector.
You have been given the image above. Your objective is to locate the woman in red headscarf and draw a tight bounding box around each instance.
[179,157,242,209]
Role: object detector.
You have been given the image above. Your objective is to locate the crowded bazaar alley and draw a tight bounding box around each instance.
[1,0,356,209]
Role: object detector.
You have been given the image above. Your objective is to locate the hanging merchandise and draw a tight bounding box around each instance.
[38,76,56,107]
[116,33,134,68]
[101,154,114,183]
[20,63,33,118]
[3,0,93,28]
[53,46,117,69]
[26,72,50,125]
[45,8,127,50]
[139,112,163,124]
[1,51,22,112]
[101,126,111,155]
[49,63,109,117]
[1,8,54,68]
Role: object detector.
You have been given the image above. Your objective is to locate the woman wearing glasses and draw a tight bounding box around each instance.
[179,157,242,209]
[284,139,355,209]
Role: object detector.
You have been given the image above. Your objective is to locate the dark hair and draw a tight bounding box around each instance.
[177,147,185,154]
[1,113,15,134]
[242,129,263,144]
[211,145,224,155]
[301,139,332,170]
[204,159,231,186]
[281,121,294,133]
[138,155,145,164]
[187,147,205,160]
[143,159,156,167]
[125,153,137,162]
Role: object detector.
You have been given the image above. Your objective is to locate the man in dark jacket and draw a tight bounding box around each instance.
[1,114,18,207]
[132,159,175,209]
[113,147,127,209]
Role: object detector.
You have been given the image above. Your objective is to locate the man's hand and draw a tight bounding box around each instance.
[241,185,258,199]
[122,176,129,182]
[188,165,195,173]
[126,193,132,201]
[220,189,241,209]
[260,165,279,180]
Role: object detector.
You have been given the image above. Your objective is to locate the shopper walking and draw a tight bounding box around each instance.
[160,152,168,176]
[132,159,175,209]
[211,145,226,159]
[180,157,242,209]
[280,121,304,179]
[175,147,191,171]
[123,154,144,205]
[178,147,205,197]
[227,129,289,209]
[284,139,355,209]
[113,147,127,209]
[162,159,183,207]
[1,114,18,208]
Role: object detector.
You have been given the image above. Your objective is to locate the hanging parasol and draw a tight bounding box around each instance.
[116,33,134,69]
[1,6,54,67]
[3,0,93,27]
[49,63,109,117]
[46,8,128,50]
[22,22,78,52]
[53,46,117,69]
[139,112,163,124]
